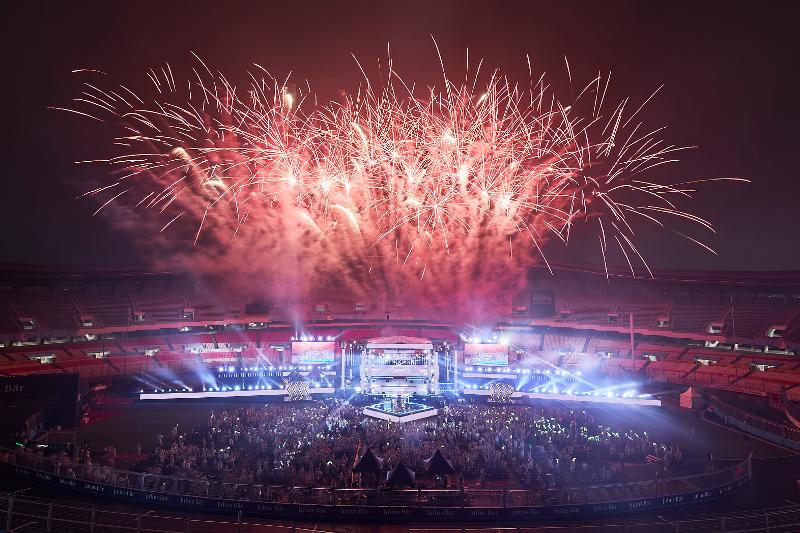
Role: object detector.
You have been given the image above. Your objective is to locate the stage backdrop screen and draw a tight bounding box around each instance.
[291,341,335,364]
[464,343,509,366]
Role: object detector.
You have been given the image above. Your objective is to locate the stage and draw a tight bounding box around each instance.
[363,398,438,423]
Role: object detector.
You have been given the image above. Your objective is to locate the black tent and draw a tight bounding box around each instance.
[385,461,415,487]
[353,448,383,473]
[425,448,456,476]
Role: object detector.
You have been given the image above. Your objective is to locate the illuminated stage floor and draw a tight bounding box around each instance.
[363,401,438,423]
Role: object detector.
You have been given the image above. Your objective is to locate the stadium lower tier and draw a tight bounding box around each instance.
[1,322,799,403]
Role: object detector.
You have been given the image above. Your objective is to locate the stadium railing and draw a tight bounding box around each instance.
[708,395,800,450]
[785,395,800,430]
[3,488,799,533]
[0,445,750,511]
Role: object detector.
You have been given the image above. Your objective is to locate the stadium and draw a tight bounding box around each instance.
[1,263,799,531]
[3,2,800,532]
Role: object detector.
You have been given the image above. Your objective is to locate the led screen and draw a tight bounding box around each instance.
[291,341,335,364]
[464,343,509,366]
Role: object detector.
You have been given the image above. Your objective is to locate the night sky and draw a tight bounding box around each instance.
[3,1,799,272]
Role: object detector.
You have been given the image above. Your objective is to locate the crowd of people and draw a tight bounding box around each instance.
[135,400,686,490]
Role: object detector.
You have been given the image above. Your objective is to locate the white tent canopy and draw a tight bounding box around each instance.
[680,387,704,409]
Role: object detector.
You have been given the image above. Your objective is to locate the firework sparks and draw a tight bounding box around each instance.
[57,51,743,317]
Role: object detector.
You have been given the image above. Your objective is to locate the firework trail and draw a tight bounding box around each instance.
[58,51,743,319]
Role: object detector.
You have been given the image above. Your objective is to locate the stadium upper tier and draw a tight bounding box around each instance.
[0,263,798,345]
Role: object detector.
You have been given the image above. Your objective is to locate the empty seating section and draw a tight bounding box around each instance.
[134,290,184,322]
[693,364,747,379]
[152,351,191,363]
[214,330,259,344]
[636,342,684,359]
[74,341,125,357]
[0,297,20,334]
[261,329,301,342]
[0,361,57,376]
[544,288,798,343]
[80,289,130,327]
[612,351,800,397]
[318,298,352,317]
[106,355,159,375]
[687,347,731,362]
[0,345,45,362]
[726,298,793,340]
[585,337,629,357]
[735,377,784,395]
[0,286,303,338]
[615,295,668,329]
[185,292,229,321]
[646,360,696,372]
[14,289,78,332]
[170,333,215,350]
[119,337,169,354]
[748,354,796,367]
[687,364,749,388]
[761,369,800,386]
[555,289,612,323]
[54,358,106,373]
[644,360,696,382]
[669,299,729,334]
[690,367,741,388]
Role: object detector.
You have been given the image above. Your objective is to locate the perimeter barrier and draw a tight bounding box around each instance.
[783,394,800,432]
[708,395,800,451]
[2,491,799,533]
[0,445,752,525]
